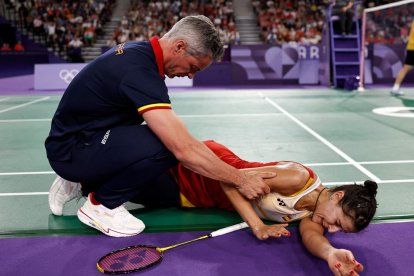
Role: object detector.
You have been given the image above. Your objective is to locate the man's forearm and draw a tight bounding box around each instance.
[220,183,264,228]
[178,140,246,187]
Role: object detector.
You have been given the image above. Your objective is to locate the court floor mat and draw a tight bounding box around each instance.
[0,87,413,276]
[1,221,413,275]
[0,87,413,235]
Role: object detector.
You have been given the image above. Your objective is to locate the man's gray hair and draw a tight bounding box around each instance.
[163,15,224,62]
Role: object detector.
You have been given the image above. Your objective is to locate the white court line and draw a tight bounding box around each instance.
[261,93,381,182]
[324,179,414,186]
[0,118,51,123]
[0,114,279,123]
[1,159,414,176]
[180,113,279,118]
[0,171,55,176]
[0,97,10,103]
[1,179,414,196]
[360,160,414,165]
[0,96,51,114]
[306,160,414,166]
[0,192,48,196]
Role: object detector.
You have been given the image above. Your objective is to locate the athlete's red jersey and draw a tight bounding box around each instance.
[170,140,277,211]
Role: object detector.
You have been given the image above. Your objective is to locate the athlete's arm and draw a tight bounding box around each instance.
[220,182,290,240]
[299,218,364,276]
[239,164,310,196]
[143,108,274,199]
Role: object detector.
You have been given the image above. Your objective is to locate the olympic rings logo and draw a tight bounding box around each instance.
[59,69,79,84]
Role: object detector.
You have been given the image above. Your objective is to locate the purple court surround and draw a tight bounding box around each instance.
[1,222,413,276]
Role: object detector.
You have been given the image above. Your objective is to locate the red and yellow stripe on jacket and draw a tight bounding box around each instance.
[138,103,171,114]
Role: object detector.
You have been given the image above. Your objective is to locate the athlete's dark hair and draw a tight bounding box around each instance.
[332,180,378,232]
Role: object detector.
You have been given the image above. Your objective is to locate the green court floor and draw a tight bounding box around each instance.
[0,87,413,236]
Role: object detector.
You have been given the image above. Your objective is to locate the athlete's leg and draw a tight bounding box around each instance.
[394,65,413,86]
[391,64,413,96]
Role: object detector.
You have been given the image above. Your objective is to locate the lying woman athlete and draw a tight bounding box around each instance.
[130,140,377,276]
[50,140,377,276]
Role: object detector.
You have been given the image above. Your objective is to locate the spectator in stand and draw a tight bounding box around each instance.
[14,41,25,51]
[46,20,57,48]
[266,28,278,44]
[0,43,12,52]
[110,0,239,46]
[7,0,115,60]
[83,19,95,47]
[67,35,84,63]
[229,29,240,45]
[33,15,44,37]
[254,0,324,44]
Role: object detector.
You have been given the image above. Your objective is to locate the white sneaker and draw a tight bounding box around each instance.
[49,175,82,216]
[77,193,145,237]
[390,90,404,96]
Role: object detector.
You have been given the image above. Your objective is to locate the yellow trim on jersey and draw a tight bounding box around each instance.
[407,21,414,50]
[180,193,196,208]
[289,176,315,197]
[282,212,312,222]
[282,215,292,222]
[137,103,172,113]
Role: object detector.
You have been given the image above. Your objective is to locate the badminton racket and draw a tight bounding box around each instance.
[97,222,248,274]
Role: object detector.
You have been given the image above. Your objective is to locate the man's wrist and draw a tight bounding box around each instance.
[233,171,246,189]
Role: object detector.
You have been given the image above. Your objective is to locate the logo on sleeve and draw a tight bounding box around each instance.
[115,43,125,55]
[101,130,111,144]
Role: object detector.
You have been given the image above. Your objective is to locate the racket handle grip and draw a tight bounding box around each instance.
[210,222,248,237]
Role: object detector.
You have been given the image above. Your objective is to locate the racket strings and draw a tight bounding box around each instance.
[98,246,162,273]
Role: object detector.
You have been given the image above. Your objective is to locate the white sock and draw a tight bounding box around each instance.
[392,84,400,92]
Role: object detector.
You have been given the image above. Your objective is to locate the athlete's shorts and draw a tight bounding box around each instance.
[405,50,414,66]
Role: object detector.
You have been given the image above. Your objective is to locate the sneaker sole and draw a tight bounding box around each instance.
[77,208,143,238]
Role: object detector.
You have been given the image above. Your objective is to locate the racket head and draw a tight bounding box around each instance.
[97,245,163,274]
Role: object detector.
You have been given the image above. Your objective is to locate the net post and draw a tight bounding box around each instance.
[358,8,367,92]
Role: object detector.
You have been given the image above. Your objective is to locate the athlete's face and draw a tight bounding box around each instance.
[312,191,355,233]
[165,40,212,79]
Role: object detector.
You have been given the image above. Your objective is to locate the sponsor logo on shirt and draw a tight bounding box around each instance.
[101,130,111,144]
[115,43,125,55]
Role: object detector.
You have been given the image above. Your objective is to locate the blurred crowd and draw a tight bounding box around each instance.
[364,0,414,45]
[0,41,25,52]
[3,0,412,58]
[364,0,396,8]
[253,0,330,45]
[107,0,240,47]
[4,0,114,61]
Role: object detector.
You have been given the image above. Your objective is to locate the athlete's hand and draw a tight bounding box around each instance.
[252,223,290,240]
[237,171,275,199]
[327,248,364,276]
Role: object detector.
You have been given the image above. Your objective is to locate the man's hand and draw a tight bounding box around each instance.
[327,248,364,276]
[236,171,275,199]
[251,223,290,240]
